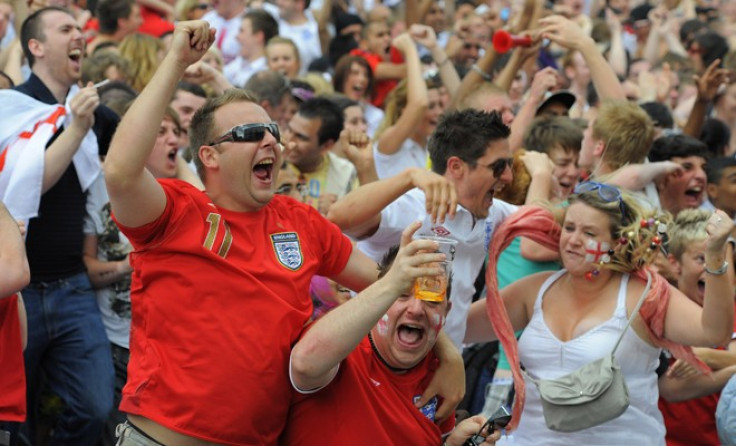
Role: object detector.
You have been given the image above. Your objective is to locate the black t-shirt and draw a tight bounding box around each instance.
[14,74,119,281]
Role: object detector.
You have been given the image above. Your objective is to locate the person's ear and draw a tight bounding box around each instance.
[446,156,465,179]
[592,139,605,158]
[707,183,719,203]
[320,138,336,153]
[667,253,681,278]
[199,145,220,170]
[27,38,43,61]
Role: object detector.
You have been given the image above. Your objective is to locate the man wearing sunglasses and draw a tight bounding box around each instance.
[328,109,554,350]
[103,21,463,446]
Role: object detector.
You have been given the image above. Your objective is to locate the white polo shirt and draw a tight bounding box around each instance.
[357,188,518,350]
[224,56,267,88]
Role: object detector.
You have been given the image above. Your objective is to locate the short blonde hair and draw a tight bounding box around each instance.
[667,209,710,261]
[592,101,654,170]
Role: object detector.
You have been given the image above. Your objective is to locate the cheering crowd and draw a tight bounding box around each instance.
[1,0,736,444]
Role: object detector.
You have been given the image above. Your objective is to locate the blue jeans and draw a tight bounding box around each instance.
[21,272,114,445]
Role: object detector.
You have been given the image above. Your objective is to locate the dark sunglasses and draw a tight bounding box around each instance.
[488,157,513,178]
[208,123,280,146]
[573,181,627,221]
[193,3,210,9]
[276,182,305,196]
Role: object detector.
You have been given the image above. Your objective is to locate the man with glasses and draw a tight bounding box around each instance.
[103,21,462,445]
[328,109,554,350]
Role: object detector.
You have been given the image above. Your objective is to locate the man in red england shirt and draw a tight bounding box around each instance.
[103,20,462,446]
[283,223,502,446]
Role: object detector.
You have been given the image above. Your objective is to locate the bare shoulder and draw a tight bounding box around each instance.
[502,270,560,302]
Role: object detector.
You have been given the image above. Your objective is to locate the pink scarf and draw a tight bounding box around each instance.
[485,205,710,431]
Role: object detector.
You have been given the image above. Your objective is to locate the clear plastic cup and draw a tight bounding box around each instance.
[414,261,450,302]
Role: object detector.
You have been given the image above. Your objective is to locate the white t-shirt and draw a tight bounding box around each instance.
[202,10,245,65]
[374,138,427,180]
[224,56,267,88]
[84,174,133,349]
[263,4,322,74]
[364,102,384,139]
[357,188,519,349]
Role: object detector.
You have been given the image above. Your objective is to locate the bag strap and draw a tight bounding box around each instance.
[521,271,652,384]
[611,270,652,357]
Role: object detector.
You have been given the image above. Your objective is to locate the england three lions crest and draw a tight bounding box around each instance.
[271,232,303,271]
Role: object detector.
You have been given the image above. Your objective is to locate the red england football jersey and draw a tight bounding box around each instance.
[116,179,353,445]
[0,294,26,422]
[280,337,454,445]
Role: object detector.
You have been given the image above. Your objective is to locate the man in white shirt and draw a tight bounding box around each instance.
[328,109,553,349]
[223,9,278,87]
[201,0,246,64]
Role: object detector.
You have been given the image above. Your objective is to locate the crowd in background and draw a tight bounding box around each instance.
[1,0,736,444]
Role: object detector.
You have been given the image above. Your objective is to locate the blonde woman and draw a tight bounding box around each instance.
[119,33,164,92]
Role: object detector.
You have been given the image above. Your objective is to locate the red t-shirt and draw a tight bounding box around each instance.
[137,6,175,38]
[83,7,174,39]
[280,337,454,445]
[116,179,353,445]
[658,311,736,446]
[349,48,403,109]
[0,294,26,422]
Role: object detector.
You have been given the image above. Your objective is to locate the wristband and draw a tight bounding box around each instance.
[471,64,492,82]
[705,261,728,276]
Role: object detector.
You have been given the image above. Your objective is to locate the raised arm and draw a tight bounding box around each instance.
[377,31,428,155]
[410,24,461,100]
[326,167,457,238]
[42,82,100,193]
[683,59,731,138]
[0,201,29,296]
[539,15,625,101]
[664,210,735,347]
[290,222,444,390]
[449,42,499,111]
[509,66,557,152]
[104,21,215,228]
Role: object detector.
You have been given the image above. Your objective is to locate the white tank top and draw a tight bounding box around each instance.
[510,270,665,445]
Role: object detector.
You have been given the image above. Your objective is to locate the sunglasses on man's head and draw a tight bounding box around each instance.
[208,123,280,146]
[488,157,513,178]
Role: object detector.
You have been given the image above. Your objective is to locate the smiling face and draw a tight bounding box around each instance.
[202,101,282,211]
[30,10,85,87]
[371,293,449,370]
[674,240,708,306]
[658,155,708,215]
[417,88,443,139]
[549,146,580,199]
[559,202,615,276]
[284,114,324,173]
[266,42,300,78]
[146,116,181,179]
[454,138,513,219]
[342,61,370,100]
